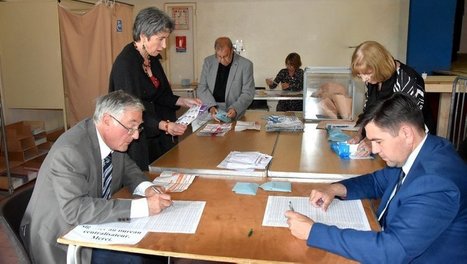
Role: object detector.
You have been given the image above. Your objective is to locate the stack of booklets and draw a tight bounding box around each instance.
[265,115,304,132]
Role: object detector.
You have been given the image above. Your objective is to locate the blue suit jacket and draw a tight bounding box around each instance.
[197,53,255,118]
[308,135,467,263]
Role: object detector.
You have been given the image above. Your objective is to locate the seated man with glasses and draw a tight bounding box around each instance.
[21,90,171,264]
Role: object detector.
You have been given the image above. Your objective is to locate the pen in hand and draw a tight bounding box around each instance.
[151,186,162,194]
[288,201,295,212]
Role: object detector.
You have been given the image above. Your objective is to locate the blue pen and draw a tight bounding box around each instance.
[288,201,295,212]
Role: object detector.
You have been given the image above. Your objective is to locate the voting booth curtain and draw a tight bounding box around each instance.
[58,2,133,126]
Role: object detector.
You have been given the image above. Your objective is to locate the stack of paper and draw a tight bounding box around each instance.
[234,121,261,131]
[218,151,272,170]
[265,115,304,132]
[153,171,197,192]
[197,123,232,136]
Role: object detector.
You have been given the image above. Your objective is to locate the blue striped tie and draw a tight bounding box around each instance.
[102,153,112,199]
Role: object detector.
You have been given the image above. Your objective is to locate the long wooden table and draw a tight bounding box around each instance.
[150,111,385,181]
[150,112,279,177]
[268,123,385,181]
[58,176,380,264]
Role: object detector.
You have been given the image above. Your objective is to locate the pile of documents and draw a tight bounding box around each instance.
[197,123,232,136]
[153,171,197,192]
[218,151,272,170]
[265,115,304,132]
[234,121,261,131]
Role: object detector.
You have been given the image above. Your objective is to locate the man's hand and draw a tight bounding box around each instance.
[209,106,220,121]
[309,183,347,211]
[285,211,314,240]
[226,108,237,119]
[147,193,172,215]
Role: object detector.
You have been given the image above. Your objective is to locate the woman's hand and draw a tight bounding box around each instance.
[177,97,202,108]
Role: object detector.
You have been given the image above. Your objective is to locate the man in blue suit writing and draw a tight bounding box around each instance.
[286,93,467,263]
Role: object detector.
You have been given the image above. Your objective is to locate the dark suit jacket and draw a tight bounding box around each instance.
[20,119,148,264]
[197,53,255,118]
[308,135,467,263]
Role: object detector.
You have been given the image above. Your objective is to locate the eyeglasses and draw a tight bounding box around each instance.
[109,115,144,135]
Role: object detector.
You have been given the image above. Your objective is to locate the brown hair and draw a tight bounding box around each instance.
[285,52,302,70]
[351,41,396,82]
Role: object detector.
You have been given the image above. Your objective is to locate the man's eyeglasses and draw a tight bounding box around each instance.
[109,115,144,135]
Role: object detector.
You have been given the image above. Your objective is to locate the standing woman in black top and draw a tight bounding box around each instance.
[349,40,435,157]
[109,7,201,171]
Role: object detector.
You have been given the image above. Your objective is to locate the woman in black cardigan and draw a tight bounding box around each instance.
[109,7,201,171]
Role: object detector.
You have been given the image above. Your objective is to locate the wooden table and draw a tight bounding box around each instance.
[268,123,386,181]
[424,75,456,138]
[151,111,385,181]
[58,176,380,264]
[150,111,278,177]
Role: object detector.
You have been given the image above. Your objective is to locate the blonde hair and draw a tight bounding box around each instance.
[351,41,396,82]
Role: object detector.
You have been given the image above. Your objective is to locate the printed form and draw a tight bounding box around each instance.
[93,200,205,234]
[262,196,371,231]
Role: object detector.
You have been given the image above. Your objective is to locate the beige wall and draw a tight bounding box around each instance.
[0,0,409,130]
[127,0,409,88]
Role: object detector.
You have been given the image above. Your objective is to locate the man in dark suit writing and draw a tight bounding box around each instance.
[286,93,467,263]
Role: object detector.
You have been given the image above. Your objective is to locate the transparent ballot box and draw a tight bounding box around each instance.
[303,67,356,122]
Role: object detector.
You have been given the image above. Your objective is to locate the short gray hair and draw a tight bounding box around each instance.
[133,7,174,41]
[93,91,144,123]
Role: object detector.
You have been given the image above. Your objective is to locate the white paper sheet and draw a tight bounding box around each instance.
[90,200,206,234]
[262,196,371,231]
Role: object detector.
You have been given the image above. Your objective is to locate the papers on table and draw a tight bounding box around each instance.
[235,121,261,131]
[64,225,148,245]
[152,171,197,192]
[262,196,371,231]
[197,123,232,136]
[232,181,292,195]
[176,104,208,125]
[265,115,304,132]
[218,151,272,170]
[66,200,206,243]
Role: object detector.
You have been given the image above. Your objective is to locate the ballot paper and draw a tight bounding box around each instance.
[197,123,232,136]
[176,104,208,125]
[218,151,272,170]
[262,196,371,231]
[234,121,261,131]
[152,171,197,192]
[66,200,206,240]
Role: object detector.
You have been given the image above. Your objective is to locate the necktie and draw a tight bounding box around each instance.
[378,169,406,230]
[102,153,113,199]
